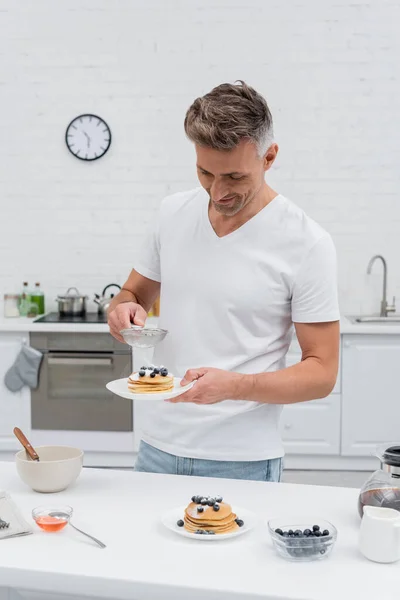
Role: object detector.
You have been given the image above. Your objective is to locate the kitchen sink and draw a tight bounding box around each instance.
[348,315,400,324]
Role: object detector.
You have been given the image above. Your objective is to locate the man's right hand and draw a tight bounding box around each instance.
[108,302,148,343]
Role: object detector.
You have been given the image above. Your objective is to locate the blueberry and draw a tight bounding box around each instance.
[139,370,146,377]
[275,528,284,536]
[197,506,204,513]
[177,520,184,527]
[207,530,216,535]
[235,519,244,527]
[322,529,330,536]
[201,498,207,505]
[294,530,303,537]
[216,496,223,503]
[303,529,312,536]
[207,499,215,506]
[140,366,147,370]
[319,548,326,554]
[160,368,168,376]
[312,525,320,532]
[282,531,289,537]
[150,372,156,378]
[314,530,322,537]
[213,504,220,511]
[288,529,294,535]
[195,529,204,534]
[191,495,196,502]
[153,368,160,374]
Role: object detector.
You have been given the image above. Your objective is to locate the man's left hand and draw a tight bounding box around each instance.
[167,367,246,404]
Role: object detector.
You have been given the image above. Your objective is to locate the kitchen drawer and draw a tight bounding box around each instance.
[280,395,341,455]
[286,337,341,394]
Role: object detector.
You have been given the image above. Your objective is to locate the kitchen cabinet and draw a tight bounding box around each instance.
[0,333,31,451]
[279,338,341,455]
[341,334,400,456]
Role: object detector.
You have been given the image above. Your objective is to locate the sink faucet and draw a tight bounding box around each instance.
[366,255,396,317]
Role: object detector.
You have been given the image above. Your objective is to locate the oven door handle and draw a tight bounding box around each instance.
[47,356,113,366]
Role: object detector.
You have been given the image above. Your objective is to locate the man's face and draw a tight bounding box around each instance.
[195,139,277,217]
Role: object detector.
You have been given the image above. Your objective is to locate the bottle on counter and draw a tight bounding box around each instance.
[148,296,160,318]
[18,282,30,317]
[30,282,45,315]
[3,294,20,318]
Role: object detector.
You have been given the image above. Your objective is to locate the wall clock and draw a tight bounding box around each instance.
[65,114,111,161]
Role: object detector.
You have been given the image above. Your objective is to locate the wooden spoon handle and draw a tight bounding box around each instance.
[13,427,39,461]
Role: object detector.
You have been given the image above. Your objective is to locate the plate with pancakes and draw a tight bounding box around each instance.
[161,495,257,541]
[106,364,195,401]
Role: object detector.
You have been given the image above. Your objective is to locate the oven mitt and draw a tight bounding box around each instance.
[4,344,43,392]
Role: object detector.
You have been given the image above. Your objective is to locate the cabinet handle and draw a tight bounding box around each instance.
[48,357,113,366]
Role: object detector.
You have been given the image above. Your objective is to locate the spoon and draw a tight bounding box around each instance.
[13,427,40,461]
[49,511,106,549]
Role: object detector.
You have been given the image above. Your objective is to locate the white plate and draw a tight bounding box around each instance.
[106,377,195,401]
[161,505,257,541]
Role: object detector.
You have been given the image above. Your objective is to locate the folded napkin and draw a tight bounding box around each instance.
[0,491,32,540]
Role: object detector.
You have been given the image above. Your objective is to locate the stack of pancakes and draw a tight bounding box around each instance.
[128,371,174,394]
[184,498,240,534]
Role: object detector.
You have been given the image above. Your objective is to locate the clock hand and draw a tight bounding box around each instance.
[83,131,91,148]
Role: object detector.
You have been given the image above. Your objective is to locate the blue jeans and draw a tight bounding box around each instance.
[134,440,283,482]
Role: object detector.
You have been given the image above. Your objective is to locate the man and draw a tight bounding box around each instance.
[108,81,340,482]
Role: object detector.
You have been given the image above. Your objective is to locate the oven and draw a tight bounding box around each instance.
[30,332,134,464]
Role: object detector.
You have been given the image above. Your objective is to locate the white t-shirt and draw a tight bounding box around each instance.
[134,187,340,461]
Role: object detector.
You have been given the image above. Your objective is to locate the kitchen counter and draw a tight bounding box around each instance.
[1,315,400,335]
[0,462,398,600]
[339,316,400,335]
[0,315,110,333]
[0,315,160,334]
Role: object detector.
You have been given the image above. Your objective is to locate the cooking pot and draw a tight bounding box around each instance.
[56,287,88,317]
[94,283,121,315]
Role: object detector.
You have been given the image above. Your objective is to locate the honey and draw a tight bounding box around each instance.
[34,515,68,532]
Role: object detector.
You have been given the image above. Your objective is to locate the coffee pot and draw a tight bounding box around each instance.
[358,444,400,518]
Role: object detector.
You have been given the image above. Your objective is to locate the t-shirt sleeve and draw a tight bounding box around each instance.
[291,233,340,323]
[133,213,161,283]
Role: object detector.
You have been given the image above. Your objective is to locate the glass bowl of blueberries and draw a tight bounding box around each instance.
[267,518,337,561]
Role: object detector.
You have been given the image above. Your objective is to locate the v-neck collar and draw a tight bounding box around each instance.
[200,189,283,243]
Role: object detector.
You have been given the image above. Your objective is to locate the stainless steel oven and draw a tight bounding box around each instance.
[30,332,134,461]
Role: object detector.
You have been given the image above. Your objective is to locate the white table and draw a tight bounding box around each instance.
[0,462,398,600]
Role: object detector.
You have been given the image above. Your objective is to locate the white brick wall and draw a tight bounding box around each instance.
[1,0,399,315]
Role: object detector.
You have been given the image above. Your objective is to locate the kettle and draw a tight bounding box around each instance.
[94,284,121,315]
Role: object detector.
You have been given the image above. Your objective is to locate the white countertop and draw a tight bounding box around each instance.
[0,462,398,600]
[1,315,400,335]
[0,316,110,333]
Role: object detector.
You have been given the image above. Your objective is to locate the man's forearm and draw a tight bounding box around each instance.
[107,289,139,315]
[234,358,337,405]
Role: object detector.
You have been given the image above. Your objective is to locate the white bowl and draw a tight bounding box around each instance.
[15,445,84,493]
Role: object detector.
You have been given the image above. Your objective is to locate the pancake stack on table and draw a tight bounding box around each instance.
[179,495,244,535]
[128,365,174,394]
